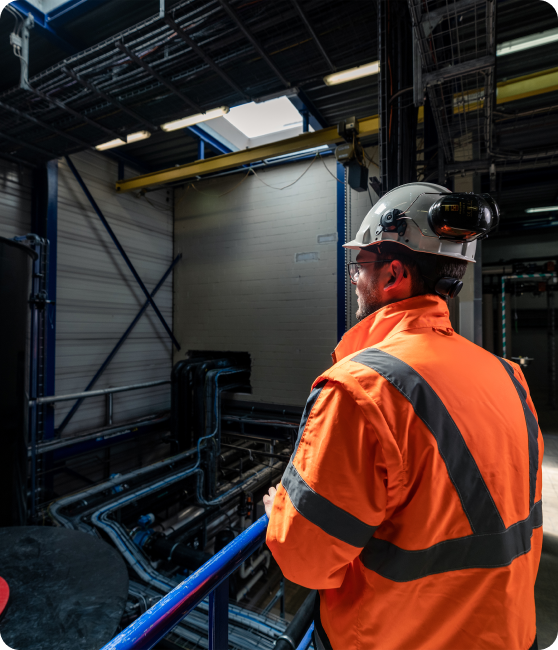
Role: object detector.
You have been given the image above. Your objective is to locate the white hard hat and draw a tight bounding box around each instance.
[343,182,500,262]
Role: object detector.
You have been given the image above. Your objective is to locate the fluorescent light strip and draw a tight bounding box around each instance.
[525,206,558,213]
[324,61,379,86]
[95,130,151,151]
[497,27,558,57]
[161,107,229,132]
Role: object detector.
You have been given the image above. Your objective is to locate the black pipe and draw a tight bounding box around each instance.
[148,536,211,571]
[274,591,316,650]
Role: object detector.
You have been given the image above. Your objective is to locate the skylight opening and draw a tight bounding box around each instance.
[223,97,306,138]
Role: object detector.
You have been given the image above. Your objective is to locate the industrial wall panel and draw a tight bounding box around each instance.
[56,151,173,436]
[0,159,33,239]
[174,156,341,407]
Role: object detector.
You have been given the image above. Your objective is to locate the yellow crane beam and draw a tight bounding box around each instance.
[115,115,379,193]
[116,65,558,193]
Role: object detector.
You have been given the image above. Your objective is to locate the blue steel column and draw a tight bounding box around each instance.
[336,162,346,342]
[208,578,229,650]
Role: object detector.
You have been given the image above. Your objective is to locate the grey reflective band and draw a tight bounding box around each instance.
[282,461,378,548]
[292,379,328,460]
[495,357,539,511]
[360,500,542,582]
[352,349,505,535]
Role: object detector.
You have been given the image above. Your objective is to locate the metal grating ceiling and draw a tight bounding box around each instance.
[0,0,376,168]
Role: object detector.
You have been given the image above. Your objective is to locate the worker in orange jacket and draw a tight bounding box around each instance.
[264,183,543,650]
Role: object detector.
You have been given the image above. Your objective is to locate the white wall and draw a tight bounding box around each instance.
[55,151,173,436]
[0,159,32,239]
[173,155,341,407]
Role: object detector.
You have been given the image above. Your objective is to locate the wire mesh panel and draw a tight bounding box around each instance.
[408,0,497,170]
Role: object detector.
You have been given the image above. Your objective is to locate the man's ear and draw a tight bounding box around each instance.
[384,260,408,292]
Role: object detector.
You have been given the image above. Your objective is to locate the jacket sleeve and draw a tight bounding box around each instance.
[266,378,387,590]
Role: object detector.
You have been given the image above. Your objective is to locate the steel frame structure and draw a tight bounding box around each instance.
[408,0,497,175]
[0,0,375,168]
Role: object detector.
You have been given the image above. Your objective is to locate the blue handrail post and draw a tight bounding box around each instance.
[208,578,229,650]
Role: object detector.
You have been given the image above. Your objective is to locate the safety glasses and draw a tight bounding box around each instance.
[347,260,391,284]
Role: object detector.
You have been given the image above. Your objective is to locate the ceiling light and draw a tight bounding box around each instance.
[525,206,558,213]
[497,27,558,56]
[95,130,151,151]
[323,61,379,86]
[161,107,229,132]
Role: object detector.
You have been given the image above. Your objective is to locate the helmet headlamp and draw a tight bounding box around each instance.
[428,193,499,242]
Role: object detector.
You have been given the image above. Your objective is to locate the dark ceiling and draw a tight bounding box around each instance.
[0,0,557,234]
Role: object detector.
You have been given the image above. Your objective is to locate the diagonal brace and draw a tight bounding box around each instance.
[116,41,202,113]
[64,155,180,350]
[56,253,182,435]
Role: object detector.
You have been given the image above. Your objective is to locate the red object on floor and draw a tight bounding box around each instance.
[0,576,9,616]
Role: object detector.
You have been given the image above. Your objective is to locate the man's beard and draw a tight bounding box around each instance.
[356,283,384,321]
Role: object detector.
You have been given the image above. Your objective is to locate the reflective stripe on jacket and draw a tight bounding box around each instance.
[266,294,543,650]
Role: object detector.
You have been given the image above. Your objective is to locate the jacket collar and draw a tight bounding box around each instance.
[332,294,453,363]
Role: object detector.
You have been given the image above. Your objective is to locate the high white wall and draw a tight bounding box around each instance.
[173,156,341,407]
[55,151,173,436]
[0,159,33,238]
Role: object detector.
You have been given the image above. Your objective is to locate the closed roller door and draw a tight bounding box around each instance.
[56,151,173,437]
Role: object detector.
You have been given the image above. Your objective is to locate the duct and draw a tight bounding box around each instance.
[48,447,199,529]
[127,580,289,650]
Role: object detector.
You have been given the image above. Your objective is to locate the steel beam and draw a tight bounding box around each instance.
[65,155,180,351]
[0,130,55,158]
[0,98,90,149]
[423,55,495,85]
[28,85,124,142]
[9,0,78,54]
[290,0,335,72]
[217,0,290,88]
[46,0,113,27]
[56,254,181,434]
[164,16,250,101]
[421,0,485,36]
[0,151,35,167]
[116,41,202,113]
[116,114,379,192]
[62,66,158,132]
[186,124,233,154]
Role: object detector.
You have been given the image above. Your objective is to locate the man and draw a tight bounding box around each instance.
[264,182,543,650]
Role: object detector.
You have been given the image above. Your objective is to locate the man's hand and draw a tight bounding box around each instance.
[263,484,281,518]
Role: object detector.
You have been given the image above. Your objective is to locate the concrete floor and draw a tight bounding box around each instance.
[536,401,558,650]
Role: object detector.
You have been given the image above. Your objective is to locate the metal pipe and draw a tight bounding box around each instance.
[31,413,169,456]
[56,253,181,434]
[48,447,198,528]
[33,379,169,405]
[235,568,264,602]
[99,515,269,650]
[106,393,114,426]
[64,155,180,350]
[274,592,316,650]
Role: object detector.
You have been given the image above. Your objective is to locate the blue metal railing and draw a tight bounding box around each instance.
[101,514,314,650]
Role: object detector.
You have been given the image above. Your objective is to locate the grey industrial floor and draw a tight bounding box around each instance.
[536,402,558,650]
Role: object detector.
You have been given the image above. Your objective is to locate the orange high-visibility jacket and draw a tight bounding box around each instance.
[266,294,543,650]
